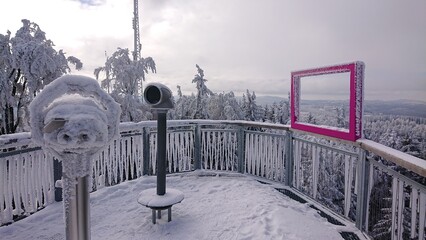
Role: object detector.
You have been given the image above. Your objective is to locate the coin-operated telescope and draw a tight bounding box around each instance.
[29,75,121,240]
[138,83,184,224]
[143,83,174,110]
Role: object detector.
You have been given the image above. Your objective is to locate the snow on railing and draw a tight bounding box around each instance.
[292,136,359,220]
[202,129,238,171]
[245,131,287,182]
[360,149,426,240]
[0,147,54,226]
[90,131,144,191]
[149,129,194,175]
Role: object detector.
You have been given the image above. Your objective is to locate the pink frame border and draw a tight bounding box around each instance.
[291,62,365,141]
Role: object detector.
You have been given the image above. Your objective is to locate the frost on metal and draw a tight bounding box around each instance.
[29,75,121,160]
[28,74,121,227]
[355,62,365,138]
[291,61,365,141]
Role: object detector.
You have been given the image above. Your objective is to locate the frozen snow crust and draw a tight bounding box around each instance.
[138,188,184,208]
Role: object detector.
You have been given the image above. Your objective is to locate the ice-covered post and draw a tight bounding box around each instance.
[138,83,184,224]
[29,75,121,240]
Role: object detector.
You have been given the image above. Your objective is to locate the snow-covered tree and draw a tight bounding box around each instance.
[243,90,261,121]
[94,48,156,122]
[0,19,82,135]
[192,64,213,119]
[173,85,197,120]
[272,100,290,124]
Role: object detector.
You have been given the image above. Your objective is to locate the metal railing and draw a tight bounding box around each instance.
[1,120,425,240]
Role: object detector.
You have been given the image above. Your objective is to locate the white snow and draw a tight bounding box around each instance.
[0,171,363,240]
[358,139,426,176]
[29,74,121,157]
[138,188,184,208]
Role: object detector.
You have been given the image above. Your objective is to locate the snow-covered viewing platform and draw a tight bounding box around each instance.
[1,120,425,240]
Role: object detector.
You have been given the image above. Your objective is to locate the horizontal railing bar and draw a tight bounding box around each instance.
[245,130,285,138]
[293,136,358,157]
[368,157,426,191]
[201,129,237,133]
[0,146,42,158]
[358,139,426,177]
[290,128,360,147]
[121,133,143,137]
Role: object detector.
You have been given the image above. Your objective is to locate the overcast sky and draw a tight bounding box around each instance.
[1,0,425,101]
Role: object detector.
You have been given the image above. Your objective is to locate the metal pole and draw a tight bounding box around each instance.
[237,126,245,173]
[156,110,167,196]
[355,148,369,231]
[142,127,150,175]
[53,159,63,201]
[194,124,201,170]
[66,175,90,240]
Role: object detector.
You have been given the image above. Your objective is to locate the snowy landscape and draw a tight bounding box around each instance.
[1,1,426,240]
[0,171,365,240]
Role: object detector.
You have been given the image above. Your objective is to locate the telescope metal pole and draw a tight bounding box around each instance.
[66,175,91,240]
[156,110,167,196]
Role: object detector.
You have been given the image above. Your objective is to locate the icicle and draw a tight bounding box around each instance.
[391,178,398,240]
[278,137,284,182]
[222,132,227,171]
[364,164,374,229]
[174,132,179,172]
[107,145,112,186]
[260,135,265,177]
[211,132,215,170]
[129,136,135,179]
[410,189,418,239]
[256,135,261,176]
[312,146,319,199]
[0,159,6,224]
[397,180,404,240]
[4,159,13,224]
[245,133,250,174]
[184,132,189,171]
[125,138,130,181]
[19,155,28,214]
[294,140,300,188]
[391,178,405,240]
[218,132,223,171]
[178,132,183,171]
[11,156,22,216]
[151,134,157,175]
[344,155,353,217]
[419,192,426,240]
[202,131,206,170]
[270,137,276,180]
[113,139,119,183]
[29,153,36,212]
[167,133,172,173]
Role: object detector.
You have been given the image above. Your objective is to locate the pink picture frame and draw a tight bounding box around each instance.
[290,62,365,141]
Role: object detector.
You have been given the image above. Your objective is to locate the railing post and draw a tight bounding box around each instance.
[355,148,369,231]
[237,126,245,173]
[285,131,294,187]
[53,158,63,201]
[194,124,202,170]
[142,127,150,175]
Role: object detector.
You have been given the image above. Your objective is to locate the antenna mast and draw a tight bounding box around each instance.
[133,0,143,97]
[133,0,141,62]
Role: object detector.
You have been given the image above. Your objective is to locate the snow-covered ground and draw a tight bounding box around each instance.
[0,171,364,240]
